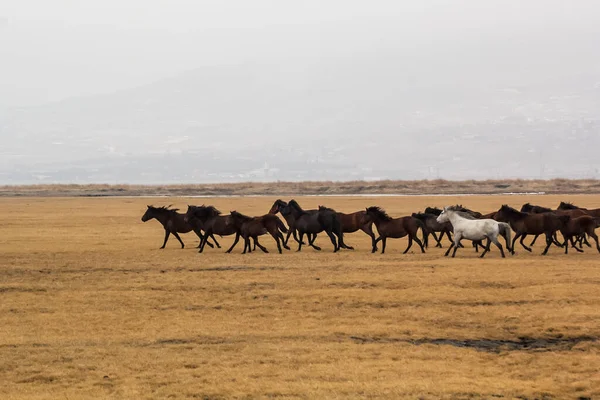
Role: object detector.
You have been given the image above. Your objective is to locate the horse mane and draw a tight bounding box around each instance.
[189,205,221,218]
[412,212,435,220]
[229,210,252,221]
[455,211,477,220]
[499,204,525,217]
[318,205,335,212]
[366,206,392,221]
[424,207,442,216]
[148,205,180,215]
[288,199,306,214]
[559,201,579,210]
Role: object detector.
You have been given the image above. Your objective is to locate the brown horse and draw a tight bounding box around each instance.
[558,215,600,254]
[229,211,290,254]
[319,205,382,250]
[141,205,216,249]
[365,206,425,254]
[558,202,600,218]
[495,205,568,255]
[269,199,312,246]
[184,205,247,253]
[521,203,589,247]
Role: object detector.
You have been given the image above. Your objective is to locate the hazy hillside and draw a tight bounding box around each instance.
[2,16,600,183]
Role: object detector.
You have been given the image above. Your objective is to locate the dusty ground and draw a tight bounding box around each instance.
[1,194,599,399]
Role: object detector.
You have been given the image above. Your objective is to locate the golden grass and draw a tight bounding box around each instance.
[1,195,600,399]
[3,178,600,197]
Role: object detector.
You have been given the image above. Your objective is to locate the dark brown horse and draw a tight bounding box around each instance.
[495,205,568,255]
[558,215,600,254]
[319,205,380,250]
[286,200,347,252]
[229,211,290,254]
[184,205,247,253]
[365,206,425,254]
[521,203,588,247]
[269,199,313,246]
[141,205,216,249]
[411,212,453,248]
[558,202,600,218]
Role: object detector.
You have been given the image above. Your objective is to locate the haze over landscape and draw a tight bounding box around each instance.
[1,0,599,184]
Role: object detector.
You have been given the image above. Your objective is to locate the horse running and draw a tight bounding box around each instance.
[436,206,510,258]
[228,211,290,254]
[365,207,425,254]
[141,205,216,249]
[184,205,247,253]
[494,205,567,256]
[281,200,346,252]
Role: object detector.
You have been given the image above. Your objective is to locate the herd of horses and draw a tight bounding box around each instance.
[140,200,600,258]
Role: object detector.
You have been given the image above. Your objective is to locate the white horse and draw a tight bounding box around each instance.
[437,206,510,258]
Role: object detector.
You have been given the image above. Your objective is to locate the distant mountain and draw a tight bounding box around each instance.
[1,56,600,184]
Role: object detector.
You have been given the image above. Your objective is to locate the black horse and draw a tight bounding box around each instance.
[411,212,453,248]
[184,205,249,253]
[280,200,346,252]
[141,205,216,249]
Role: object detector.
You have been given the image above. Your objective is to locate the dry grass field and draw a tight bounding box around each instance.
[1,194,600,399]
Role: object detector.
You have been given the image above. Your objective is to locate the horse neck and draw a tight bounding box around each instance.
[446,211,467,226]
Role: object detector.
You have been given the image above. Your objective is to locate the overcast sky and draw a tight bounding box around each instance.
[2,0,599,106]
[1,1,600,183]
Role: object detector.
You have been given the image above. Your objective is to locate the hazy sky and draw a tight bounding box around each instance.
[1,1,600,183]
[2,0,599,106]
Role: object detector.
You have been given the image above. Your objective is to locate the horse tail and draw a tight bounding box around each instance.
[414,218,426,243]
[499,222,512,252]
[275,217,288,233]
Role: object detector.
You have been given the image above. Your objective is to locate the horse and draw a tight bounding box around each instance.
[411,212,453,248]
[184,205,246,253]
[521,203,588,247]
[281,200,346,252]
[425,206,485,251]
[365,207,425,254]
[557,215,600,254]
[228,211,290,254]
[319,205,380,250]
[436,206,509,258]
[141,205,216,249]
[269,199,314,246]
[494,205,567,255]
[558,202,600,218]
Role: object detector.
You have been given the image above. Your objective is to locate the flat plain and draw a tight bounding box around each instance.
[1,195,599,399]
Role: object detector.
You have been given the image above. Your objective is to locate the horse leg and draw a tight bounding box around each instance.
[380,237,387,254]
[160,230,171,249]
[569,236,584,253]
[297,232,304,252]
[479,238,491,258]
[209,233,220,248]
[326,230,339,252]
[372,237,381,253]
[451,233,462,258]
[589,231,600,253]
[362,225,378,252]
[279,232,290,250]
[529,234,539,247]
[414,235,426,253]
[403,235,413,254]
[309,234,322,251]
[551,232,563,247]
[519,234,532,252]
[271,232,283,254]
[255,238,269,253]
[225,233,241,253]
[431,231,442,248]
[172,232,185,249]
[444,242,454,257]
[193,229,211,249]
[582,233,592,248]
[491,236,505,258]
[541,233,553,256]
